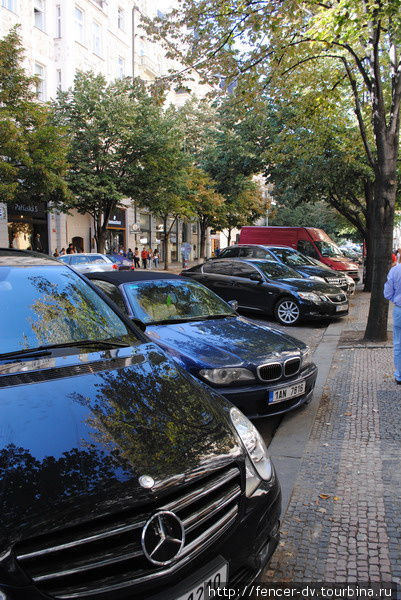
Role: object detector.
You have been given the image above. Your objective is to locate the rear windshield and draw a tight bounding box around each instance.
[0,266,138,354]
[257,262,301,280]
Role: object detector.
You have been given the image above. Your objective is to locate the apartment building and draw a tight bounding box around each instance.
[0,0,210,260]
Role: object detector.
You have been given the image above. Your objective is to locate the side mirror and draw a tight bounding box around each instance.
[249,272,263,282]
[227,299,239,311]
[131,318,147,332]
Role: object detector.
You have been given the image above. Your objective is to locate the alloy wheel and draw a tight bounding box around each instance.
[276,299,300,325]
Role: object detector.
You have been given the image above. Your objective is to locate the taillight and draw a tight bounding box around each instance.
[131,265,135,270]
[112,264,118,270]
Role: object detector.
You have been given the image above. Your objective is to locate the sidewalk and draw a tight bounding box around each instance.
[265,291,401,584]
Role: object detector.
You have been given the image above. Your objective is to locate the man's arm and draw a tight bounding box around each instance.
[384,268,396,302]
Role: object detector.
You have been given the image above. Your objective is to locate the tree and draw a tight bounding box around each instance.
[54,73,189,256]
[185,166,225,257]
[0,29,69,210]
[149,0,401,341]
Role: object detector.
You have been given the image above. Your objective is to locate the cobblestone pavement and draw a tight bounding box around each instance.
[265,291,401,585]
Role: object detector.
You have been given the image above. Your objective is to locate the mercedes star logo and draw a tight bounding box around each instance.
[141,511,185,566]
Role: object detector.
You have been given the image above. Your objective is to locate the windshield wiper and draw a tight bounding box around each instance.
[150,314,235,325]
[0,339,130,361]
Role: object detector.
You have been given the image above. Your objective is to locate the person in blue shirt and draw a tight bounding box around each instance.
[384,261,401,384]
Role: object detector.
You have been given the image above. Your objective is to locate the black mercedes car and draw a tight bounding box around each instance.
[86,271,317,419]
[215,244,355,294]
[0,249,280,600]
[181,259,349,325]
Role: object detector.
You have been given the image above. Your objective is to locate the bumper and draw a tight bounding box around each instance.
[0,479,281,600]
[300,301,349,319]
[219,365,317,418]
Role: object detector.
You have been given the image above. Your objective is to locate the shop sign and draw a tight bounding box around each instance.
[108,209,126,228]
[129,223,141,234]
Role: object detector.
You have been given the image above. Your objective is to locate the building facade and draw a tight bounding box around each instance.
[0,0,208,261]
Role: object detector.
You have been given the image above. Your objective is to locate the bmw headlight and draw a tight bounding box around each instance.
[309,276,326,283]
[199,368,255,385]
[297,291,322,303]
[230,407,272,491]
[301,346,313,368]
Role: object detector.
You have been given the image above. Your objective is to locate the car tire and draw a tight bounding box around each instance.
[274,296,301,326]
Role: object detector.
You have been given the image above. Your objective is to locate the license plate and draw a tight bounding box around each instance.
[336,304,348,312]
[176,563,228,600]
[269,381,306,404]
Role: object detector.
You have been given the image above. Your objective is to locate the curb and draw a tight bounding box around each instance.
[268,316,346,514]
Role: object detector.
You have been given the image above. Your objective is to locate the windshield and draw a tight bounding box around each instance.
[123,279,234,324]
[0,266,138,355]
[257,262,301,280]
[272,248,315,267]
[315,241,344,258]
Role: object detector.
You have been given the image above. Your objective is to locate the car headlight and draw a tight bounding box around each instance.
[309,276,326,283]
[199,367,255,385]
[301,346,313,368]
[297,291,322,302]
[230,407,272,492]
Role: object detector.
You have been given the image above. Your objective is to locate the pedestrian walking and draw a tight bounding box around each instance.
[59,247,66,256]
[127,248,134,261]
[153,248,159,268]
[133,247,140,268]
[384,262,401,384]
[148,248,153,269]
[141,247,148,269]
[66,243,76,255]
[53,248,60,258]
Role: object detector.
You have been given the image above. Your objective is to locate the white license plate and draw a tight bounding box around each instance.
[176,563,228,600]
[269,381,306,404]
[336,304,348,312]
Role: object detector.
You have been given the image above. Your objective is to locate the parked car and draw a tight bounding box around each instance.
[215,244,355,295]
[239,226,360,281]
[181,258,349,325]
[0,248,281,599]
[87,270,318,418]
[58,252,116,273]
[106,253,135,270]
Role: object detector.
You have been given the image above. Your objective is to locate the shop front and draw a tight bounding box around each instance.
[8,202,49,253]
[106,209,126,252]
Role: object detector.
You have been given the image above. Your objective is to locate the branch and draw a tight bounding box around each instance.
[341,57,375,169]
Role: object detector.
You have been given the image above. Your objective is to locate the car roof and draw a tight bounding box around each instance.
[0,248,60,267]
[85,271,184,285]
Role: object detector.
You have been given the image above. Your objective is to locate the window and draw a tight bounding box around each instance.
[140,213,150,231]
[56,68,62,90]
[297,240,319,259]
[92,20,102,56]
[117,56,125,78]
[75,6,84,44]
[92,280,126,313]
[219,247,239,258]
[272,248,313,266]
[34,0,45,31]
[231,262,259,279]
[117,7,125,30]
[202,261,233,276]
[34,63,46,101]
[56,4,61,37]
[2,0,17,12]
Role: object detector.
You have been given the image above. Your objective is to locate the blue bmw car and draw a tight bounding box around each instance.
[87,271,318,418]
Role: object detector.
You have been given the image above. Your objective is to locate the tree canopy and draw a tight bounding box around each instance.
[0,29,69,208]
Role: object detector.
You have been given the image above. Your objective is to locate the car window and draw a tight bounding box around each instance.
[0,266,139,354]
[219,247,239,258]
[314,241,344,258]
[123,279,234,324]
[70,255,90,265]
[238,247,254,258]
[297,240,320,259]
[91,280,127,312]
[202,261,233,275]
[257,261,300,280]
[272,248,312,266]
[88,255,107,264]
[231,262,260,279]
[58,255,70,264]
[253,248,274,259]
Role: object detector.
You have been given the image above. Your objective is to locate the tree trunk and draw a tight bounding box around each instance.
[199,222,207,258]
[227,228,232,246]
[363,231,373,292]
[364,167,397,341]
[163,218,169,271]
